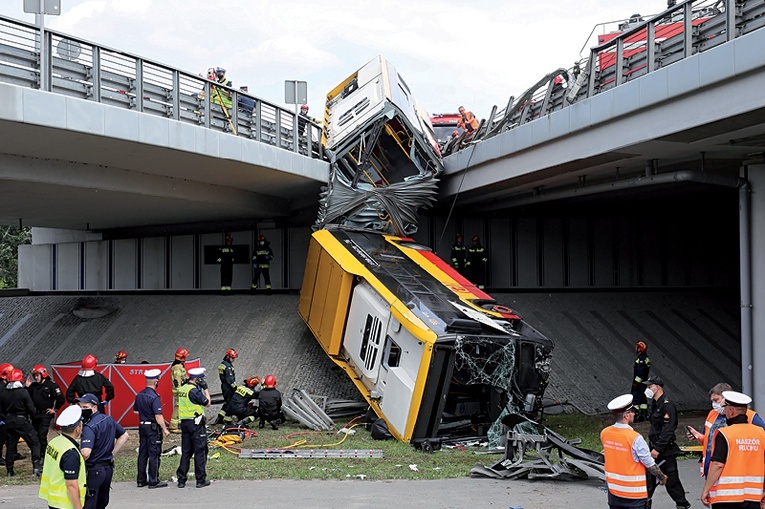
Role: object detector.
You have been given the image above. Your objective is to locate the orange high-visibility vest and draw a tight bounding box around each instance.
[708,423,765,504]
[601,425,648,499]
[701,408,759,476]
[458,111,479,133]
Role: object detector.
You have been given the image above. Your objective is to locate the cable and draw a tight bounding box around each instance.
[437,141,480,248]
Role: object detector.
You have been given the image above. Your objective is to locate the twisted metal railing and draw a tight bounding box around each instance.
[0,14,324,159]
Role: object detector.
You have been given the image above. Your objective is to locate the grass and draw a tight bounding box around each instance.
[3,412,703,485]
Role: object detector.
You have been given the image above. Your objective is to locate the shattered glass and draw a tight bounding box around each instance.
[454,335,516,388]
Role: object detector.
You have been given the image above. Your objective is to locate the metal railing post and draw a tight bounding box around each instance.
[615,38,624,87]
[171,70,180,120]
[587,49,597,97]
[726,0,737,41]
[646,19,656,73]
[134,59,144,112]
[92,47,101,102]
[683,1,693,57]
[203,81,211,129]
[254,99,261,141]
[293,111,299,154]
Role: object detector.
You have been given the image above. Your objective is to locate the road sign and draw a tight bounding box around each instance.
[285,80,308,105]
[24,0,61,15]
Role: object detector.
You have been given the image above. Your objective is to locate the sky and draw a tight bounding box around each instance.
[0,0,667,117]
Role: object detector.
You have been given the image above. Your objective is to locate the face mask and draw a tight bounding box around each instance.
[81,408,93,420]
[712,402,725,414]
[259,241,265,246]
[644,388,654,400]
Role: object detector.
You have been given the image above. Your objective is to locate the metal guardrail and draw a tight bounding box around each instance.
[446,0,765,154]
[0,14,324,159]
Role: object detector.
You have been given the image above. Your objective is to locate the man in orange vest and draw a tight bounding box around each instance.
[601,394,667,509]
[457,106,480,135]
[701,390,765,508]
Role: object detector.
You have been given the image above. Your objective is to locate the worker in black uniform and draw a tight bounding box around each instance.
[77,393,129,509]
[214,348,238,425]
[251,234,274,290]
[176,367,211,488]
[466,235,489,289]
[133,369,170,488]
[27,364,65,458]
[0,368,42,476]
[643,376,691,509]
[218,233,235,291]
[66,355,115,414]
[231,376,260,428]
[630,341,651,422]
[258,374,284,430]
[0,362,14,464]
[450,233,467,276]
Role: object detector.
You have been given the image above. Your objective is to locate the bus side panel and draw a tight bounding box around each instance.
[412,344,455,440]
[298,237,321,320]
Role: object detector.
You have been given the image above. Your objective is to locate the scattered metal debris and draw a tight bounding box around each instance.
[282,389,335,431]
[238,449,383,459]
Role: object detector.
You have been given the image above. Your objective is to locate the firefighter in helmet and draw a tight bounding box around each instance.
[215,349,238,424]
[170,347,189,433]
[257,374,284,430]
[450,233,467,276]
[218,233,235,291]
[0,368,42,476]
[114,350,127,364]
[66,355,114,414]
[231,376,261,428]
[251,234,274,290]
[466,235,489,289]
[631,341,651,421]
[27,364,64,457]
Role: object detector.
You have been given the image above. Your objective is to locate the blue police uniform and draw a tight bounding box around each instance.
[133,386,165,487]
[80,412,126,509]
[175,381,210,488]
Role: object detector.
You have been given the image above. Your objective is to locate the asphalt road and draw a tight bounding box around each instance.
[4,458,705,509]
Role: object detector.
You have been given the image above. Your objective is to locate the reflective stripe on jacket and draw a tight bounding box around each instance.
[38,435,86,509]
[701,408,759,476]
[601,425,648,499]
[709,423,765,503]
[177,384,204,420]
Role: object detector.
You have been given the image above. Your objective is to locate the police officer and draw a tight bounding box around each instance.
[170,347,189,433]
[66,355,115,414]
[133,369,170,489]
[701,390,765,508]
[258,374,283,430]
[176,367,211,489]
[231,376,260,428]
[631,341,651,422]
[77,393,129,509]
[466,235,489,289]
[38,405,86,509]
[251,234,274,290]
[0,368,42,476]
[215,349,238,424]
[643,376,691,509]
[27,364,65,458]
[218,234,235,291]
[450,233,467,276]
[601,394,667,509]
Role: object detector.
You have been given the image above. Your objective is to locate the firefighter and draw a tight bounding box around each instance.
[251,234,274,290]
[175,367,211,489]
[113,350,127,364]
[258,374,284,430]
[643,376,691,509]
[450,233,467,276]
[701,390,765,508]
[27,364,65,458]
[66,355,114,414]
[0,362,14,464]
[0,368,42,476]
[631,341,651,422]
[169,347,189,434]
[215,349,238,424]
[38,405,86,509]
[218,233,235,291]
[457,106,480,135]
[601,394,667,509]
[231,376,260,428]
[133,369,170,488]
[466,235,489,289]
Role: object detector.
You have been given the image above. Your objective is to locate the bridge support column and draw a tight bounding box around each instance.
[749,164,765,408]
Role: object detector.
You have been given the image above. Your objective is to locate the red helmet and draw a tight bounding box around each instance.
[32,364,49,378]
[114,350,127,363]
[82,354,98,370]
[8,368,23,383]
[263,374,277,388]
[245,376,260,388]
[0,362,13,379]
[636,341,648,354]
[258,235,266,241]
[175,347,189,361]
[226,349,238,360]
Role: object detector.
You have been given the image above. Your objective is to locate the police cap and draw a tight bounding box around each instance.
[75,393,99,405]
[607,394,634,412]
[187,367,206,379]
[722,390,752,407]
[144,368,161,380]
[642,376,664,387]
[56,405,83,428]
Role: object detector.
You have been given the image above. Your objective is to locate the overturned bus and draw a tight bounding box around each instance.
[300,56,554,445]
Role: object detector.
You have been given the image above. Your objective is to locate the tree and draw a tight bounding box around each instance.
[0,226,32,289]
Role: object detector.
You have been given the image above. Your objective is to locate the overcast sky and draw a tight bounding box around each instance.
[0,1,666,116]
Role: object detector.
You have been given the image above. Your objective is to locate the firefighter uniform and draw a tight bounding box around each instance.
[217,356,236,423]
[450,235,467,276]
[170,360,186,432]
[175,368,210,488]
[230,384,259,426]
[258,386,283,430]
[66,371,114,414]
[466,236,488,289]
[251,236,274,289]
[38,406,86,509]
[133,369,167,488]
[218,236,235,291]
[0,376,42,476]
[28,371,65,457]
[703,391,765,508]
[644,377,691,508]
[630,344,650,421]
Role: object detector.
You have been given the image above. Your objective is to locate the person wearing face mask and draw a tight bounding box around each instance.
[251,234,274,290]
[133,369,170,489]
[687,382,765,478]
[76,393,129,509]
[642,376,691,509]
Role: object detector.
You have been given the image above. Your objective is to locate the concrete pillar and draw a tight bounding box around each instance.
[749,164,765,407]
